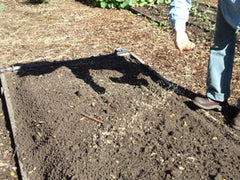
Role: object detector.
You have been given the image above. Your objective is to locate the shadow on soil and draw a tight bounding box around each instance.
[0,94,22,179]
[13,53,196,97]
[184,99,239,126]
[11,52,237,126]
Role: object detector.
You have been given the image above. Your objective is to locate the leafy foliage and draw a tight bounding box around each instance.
[87,0,173,9]
[156,0,172,5]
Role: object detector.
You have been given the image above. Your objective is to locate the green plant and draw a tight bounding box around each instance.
[88,0,173,9]
[156,0,172,5]
[191,6,199,17]
[88,0,154,9]
[159,20,171,30]
[0,3,5,12]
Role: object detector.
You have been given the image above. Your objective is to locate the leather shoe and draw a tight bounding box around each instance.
[232,112,240,130]
[193,96,222,111]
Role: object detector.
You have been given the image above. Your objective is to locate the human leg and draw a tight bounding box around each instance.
[193,7,237,111]
[206,7,237,102]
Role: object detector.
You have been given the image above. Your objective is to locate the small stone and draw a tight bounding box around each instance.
[170,168,182,178]
[178,166,185,171]
[214,173,223,180]
[75,91,81,97]
[110,174,116,179]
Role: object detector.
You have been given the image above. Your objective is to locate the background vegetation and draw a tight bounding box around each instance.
[82,0,173,9]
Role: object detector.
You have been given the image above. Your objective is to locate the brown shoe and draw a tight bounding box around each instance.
[193,96,222,111]
[232,112,240,130]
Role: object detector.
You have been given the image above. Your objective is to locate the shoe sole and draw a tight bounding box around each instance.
[193,101,222,111]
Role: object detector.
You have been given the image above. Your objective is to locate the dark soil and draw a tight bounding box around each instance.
[1,0,240,180]
[3,52,240,180]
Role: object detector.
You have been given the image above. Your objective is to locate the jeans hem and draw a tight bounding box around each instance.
[206,91,229,102]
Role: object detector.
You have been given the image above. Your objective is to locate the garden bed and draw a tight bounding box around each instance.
[1,50,240,180]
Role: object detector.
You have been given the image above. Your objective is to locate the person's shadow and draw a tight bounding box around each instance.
[14,53,151,95]
[13,51,237,125]
[14,52,197,97]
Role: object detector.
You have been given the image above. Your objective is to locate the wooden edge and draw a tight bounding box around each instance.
[129,52,175,88]
[0,73,29,180]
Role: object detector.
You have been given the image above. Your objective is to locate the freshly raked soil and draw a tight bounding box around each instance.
[4,53,240,180]
[1,0,240,179]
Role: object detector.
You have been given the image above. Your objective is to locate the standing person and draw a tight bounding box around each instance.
[169,0,240,130]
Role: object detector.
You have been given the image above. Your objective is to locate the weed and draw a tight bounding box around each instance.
[0,3,5,12]
[156,0,172,5]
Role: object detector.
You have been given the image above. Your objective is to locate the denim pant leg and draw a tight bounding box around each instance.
[206,8,237,102]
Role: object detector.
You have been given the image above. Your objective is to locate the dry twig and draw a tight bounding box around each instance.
[80,113,104,124]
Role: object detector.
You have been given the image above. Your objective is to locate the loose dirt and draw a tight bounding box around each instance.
[4,53,240,179]
[1,0,240,179]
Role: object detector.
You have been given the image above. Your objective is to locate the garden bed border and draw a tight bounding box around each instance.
[0,48,191,180]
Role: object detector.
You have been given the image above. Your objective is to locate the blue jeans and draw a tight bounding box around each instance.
[206,7,238,102]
